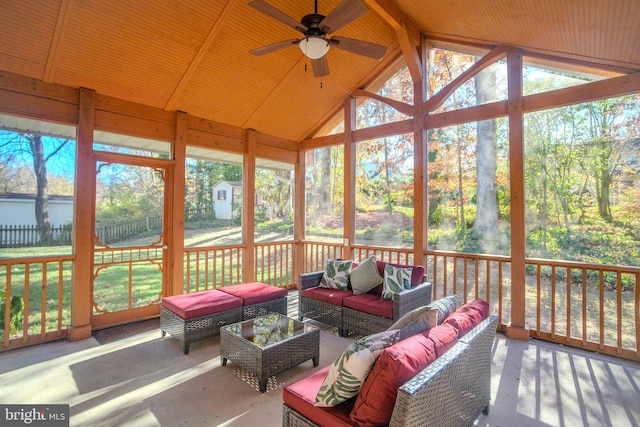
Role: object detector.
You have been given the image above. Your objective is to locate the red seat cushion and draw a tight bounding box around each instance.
[350,323,459,426]
[161,290,242,319]
[218,282,287,305]
[343,293,393,319]
[443,299,489,336]
[283,366,355,427]
[302,287,353,306]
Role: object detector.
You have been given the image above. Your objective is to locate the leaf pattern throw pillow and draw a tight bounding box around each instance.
[426,295,457,324]
[381,264,413,300]
[320,259,353,290]
[314,329,400,407]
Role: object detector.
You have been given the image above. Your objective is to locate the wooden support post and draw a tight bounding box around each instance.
[294,147,306,287]
[506,49,530,340]
[243,130,257,282]
[343,97,357,260]
[413,39,428,268]
[68,87,95,341]
[169,111,187,296]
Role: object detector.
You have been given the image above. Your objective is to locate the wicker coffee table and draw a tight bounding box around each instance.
[220,313,320,392]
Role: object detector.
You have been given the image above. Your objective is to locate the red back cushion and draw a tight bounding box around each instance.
[350,323,458,426]
[443,299,489,336]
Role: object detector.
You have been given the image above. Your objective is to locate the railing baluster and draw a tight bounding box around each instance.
[23,263,30,343]
[617,271,623,354]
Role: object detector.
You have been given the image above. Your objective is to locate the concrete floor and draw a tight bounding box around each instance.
[0,297,638,426]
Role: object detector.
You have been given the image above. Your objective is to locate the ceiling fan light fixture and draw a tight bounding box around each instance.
[299,36,330,59]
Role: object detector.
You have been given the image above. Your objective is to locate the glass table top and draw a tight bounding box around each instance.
[223,313,317,348]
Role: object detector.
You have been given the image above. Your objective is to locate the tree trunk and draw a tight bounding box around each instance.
[457,128,465,230]
[384,140,393,217]
[471,65,499,238]
[29,135,52,244]
[319,147,332,214]
[597,168,612,220]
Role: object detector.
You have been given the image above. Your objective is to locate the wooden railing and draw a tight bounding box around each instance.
[425,250,511,328]
[424,250,639,361]
[183,242,295,291]
[2,243,638,361]
[303,241,343,272]
[524,258,640,360]
[183,245,244,293]
[352,245,415,265]
[0,255,74,351]
[301,242,416,272]
[255,241,294,288]
[304,242,639,361]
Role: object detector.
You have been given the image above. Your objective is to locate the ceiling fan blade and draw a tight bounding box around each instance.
[330,36,386,60]
[249,39,300,56]
[319,0,368,33]
[312,56,330,78]
[248,1,307,33]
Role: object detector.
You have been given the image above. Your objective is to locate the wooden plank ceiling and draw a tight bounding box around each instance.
[0,0,638,142]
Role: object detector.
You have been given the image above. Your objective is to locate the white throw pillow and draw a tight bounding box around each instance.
[350,256,383,294]
[388,306,438,340]
[314,329,400,407]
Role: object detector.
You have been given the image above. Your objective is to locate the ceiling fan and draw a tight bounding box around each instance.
[248,0,387,77]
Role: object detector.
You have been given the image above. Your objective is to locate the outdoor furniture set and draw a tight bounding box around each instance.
[283,298,498,427]
[298,257,433,336]
[160,263,497,426]
[160,281,287,354]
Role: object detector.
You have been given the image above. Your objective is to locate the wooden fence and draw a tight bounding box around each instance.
[95,216,163,245]
[0,207,213,248]
[0,224,72,247]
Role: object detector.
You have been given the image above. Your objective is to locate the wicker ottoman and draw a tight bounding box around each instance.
[161,289,243,354]
[218,282,288,319]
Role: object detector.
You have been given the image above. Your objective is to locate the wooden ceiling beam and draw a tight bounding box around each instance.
[164,0,239,111]
[303,47,404,141]
[44,0,74,83]
[423,45,511,114]
[364,0,423,82]
[352,88,414,116]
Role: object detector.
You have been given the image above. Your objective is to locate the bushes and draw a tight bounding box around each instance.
[0,288,24,335]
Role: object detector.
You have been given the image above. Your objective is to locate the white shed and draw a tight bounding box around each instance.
[211,181,242,220]
[0,193,74,226]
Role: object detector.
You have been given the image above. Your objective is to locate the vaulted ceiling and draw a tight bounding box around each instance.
[1,0,638,142]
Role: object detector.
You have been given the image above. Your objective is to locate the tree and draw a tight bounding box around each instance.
[0,132,71,243]
[471,66,499,237]
[318,147,332,214]
[581,96,640,221]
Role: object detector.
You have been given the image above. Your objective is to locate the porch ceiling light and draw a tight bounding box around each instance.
[299,36,330,60]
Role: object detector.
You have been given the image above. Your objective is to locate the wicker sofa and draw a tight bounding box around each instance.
[283,299,498,427]
[298,260,432,337]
